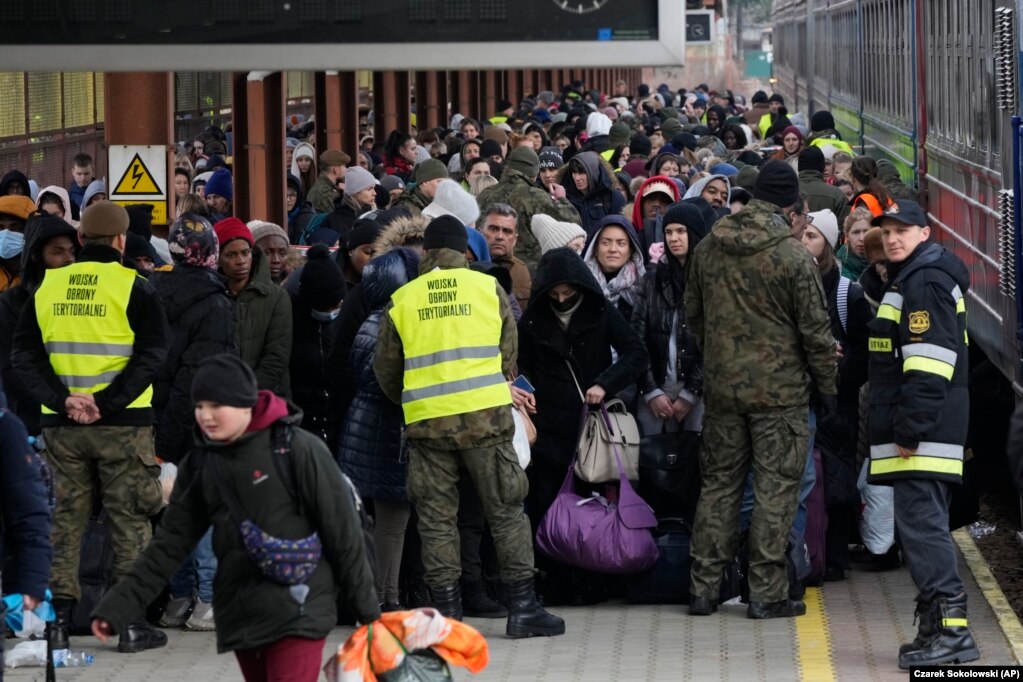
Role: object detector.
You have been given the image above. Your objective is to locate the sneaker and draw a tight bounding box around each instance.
[185,599,216,631]
[158,596,193,628]
[118,619,168,654]
[380,601,405,612]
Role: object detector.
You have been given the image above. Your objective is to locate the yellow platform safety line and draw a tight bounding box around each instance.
[952,528,1023,663]
[796,587,837,682]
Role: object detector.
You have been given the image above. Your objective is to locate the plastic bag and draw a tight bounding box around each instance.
[159,461,178,506]
[511,409,531,469]
[857,459,895,554]
[4,640,48,668]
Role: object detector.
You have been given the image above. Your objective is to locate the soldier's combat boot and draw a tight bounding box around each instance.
[898,593,980,670]
[49,599,74,651]
[430,584,463,621]
[504,578,565,639]
[461,580,507,618]
[747,599,807,619]
[899,597,937,655]
[117,618,168,654]
[688,595,718,616]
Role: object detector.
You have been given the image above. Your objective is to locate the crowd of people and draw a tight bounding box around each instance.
[0,77,978,679]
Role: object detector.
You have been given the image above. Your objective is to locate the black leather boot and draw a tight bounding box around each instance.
[461,580,507,618]
[430,584,463,621]
[898,593,980,670]
[49,599,73,650]
[117,618,168,654]
[688,595,718,616]
[747,599,807,619]
[504,578,565,638]
[899,597,937,655]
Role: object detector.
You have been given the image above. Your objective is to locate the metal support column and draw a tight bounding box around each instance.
[451,70,477,121]
[481,70,498,121]
[338,71,361,156]
[373,70,411,141]
[414,71,446,131]
[231,71,286,226]
[505,70,521,110]
[104,72,174,225]
[315,71,343,153]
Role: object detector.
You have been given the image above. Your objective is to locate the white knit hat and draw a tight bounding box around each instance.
[247,220,289,245]
[421,179,480,226]
[586,112,613,138]
[531,214,587,255]
[808,209,840,250]
[343,166,379,197]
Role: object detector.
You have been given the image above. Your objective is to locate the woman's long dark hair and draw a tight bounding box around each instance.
[384,130,411,158]
[850,156,892,207]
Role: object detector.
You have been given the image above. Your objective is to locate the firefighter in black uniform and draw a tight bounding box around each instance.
[866,200,978,669]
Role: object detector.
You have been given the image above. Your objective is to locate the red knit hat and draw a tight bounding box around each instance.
[213,217,253,247]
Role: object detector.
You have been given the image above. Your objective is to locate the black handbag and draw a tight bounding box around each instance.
[638,428,702,520]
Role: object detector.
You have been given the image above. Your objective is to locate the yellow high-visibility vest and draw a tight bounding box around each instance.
[810,138,854,156]
[489,115,508,126]
[758,113,773,140]
[35,261,152,414]
[389,268,511,424]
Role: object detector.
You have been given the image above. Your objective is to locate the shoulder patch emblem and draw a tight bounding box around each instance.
[908,310,930,334]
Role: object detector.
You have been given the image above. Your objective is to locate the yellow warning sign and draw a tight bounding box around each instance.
[112,153,162,195]
[113,201,167,226]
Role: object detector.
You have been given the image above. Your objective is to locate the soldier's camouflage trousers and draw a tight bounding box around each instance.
[406,439,535,589]
[690,406,809,603]
[44,425,163,601]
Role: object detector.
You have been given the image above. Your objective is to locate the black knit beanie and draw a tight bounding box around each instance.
[810,110,836,132]
[423,215,468,253]
[191,354,258,407]
[630,133,652,158]
[752,160,800,209]
[798,147,826,174]
[300,244,347,310]
[662,202,709,249]
[347,218,384,250]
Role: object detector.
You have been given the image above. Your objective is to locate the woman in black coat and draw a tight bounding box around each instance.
[150,214,238,465]
[338,247,420,611]
[632,202,709,438]
[801,210,871,581]
[562,151,626,239]
[518,247,648,604]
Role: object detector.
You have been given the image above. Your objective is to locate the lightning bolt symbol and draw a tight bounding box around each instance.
[131,162,144,190]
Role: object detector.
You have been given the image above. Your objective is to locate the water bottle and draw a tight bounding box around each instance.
[51,648,68,668]
[65,651,95,667]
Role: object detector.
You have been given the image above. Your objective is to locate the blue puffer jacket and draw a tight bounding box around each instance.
[337,248,420,501]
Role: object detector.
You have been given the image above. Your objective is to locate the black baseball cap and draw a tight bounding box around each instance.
[873,199,928,227]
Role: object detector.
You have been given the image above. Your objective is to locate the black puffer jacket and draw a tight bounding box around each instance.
[518,247,648,470]
[150,265,237,463]
[92,403,381,653]
[564,152,627,239]
[632,256,703,398]
[338,248,420,501]
[289,302,342,450]
[0,215,77,434]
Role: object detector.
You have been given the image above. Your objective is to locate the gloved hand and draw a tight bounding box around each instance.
[817,394,838,422]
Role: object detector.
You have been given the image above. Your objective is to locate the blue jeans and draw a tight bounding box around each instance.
[740,409,817,534]
[169,527,216,602]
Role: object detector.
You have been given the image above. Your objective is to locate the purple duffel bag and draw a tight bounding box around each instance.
[535,404,659,574]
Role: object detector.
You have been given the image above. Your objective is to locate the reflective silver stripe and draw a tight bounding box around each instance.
[45,341,134,356]
[870,442,964,460]
[881,292,904,310]
[404,345,500,371]
[901,343,958,366]
[402,372,506,403]
[58,369,123,389]
[951,285,963,302]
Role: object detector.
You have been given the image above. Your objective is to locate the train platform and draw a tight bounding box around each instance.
[6,530,1022,682]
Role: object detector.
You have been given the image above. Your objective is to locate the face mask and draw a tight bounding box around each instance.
[311,308,341,323]
[0,230,24,260]
[551,293,581,313]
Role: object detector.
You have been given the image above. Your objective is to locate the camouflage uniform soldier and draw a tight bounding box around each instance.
[374,215,564,639]
[684,161,838,619]
[475,147,581,270]
[391,159,449,217]
[11,201,170,652]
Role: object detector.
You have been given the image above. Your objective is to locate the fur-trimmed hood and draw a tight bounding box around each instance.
[371,213,429,255]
